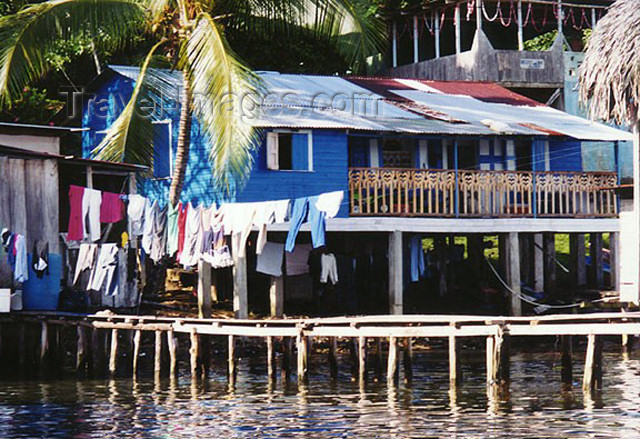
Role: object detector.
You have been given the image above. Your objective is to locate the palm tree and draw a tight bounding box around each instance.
[0,0,384,206]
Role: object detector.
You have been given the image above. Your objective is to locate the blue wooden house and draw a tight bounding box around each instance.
[80,66,632,317]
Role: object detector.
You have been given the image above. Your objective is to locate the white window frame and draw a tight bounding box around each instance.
[152,119,174,179]
[267,129,314,172]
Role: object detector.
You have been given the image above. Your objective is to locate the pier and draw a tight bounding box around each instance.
[0,311,638,394]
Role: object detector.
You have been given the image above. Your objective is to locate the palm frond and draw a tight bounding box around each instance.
[311,0,385,72]
[182,11,259,191]
[0,0,145,106]
[92,40,166,167]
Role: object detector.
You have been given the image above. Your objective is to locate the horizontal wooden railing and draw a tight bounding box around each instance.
[348,168,618,218]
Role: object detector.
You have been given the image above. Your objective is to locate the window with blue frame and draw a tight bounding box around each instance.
[152,121,172,179]
[266,131,312,171]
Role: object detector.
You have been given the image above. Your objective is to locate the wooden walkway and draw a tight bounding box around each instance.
[1,311,638,393]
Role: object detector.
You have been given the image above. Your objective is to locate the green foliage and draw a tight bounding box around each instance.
[582,28,592,48]
[0,86,63,123]
[523,30,559,51]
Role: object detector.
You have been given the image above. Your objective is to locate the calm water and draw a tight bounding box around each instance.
[1,343,640,438]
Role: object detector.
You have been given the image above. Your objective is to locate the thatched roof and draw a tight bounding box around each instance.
[579,0,640,125]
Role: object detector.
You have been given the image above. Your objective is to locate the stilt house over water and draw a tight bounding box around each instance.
[79,67,632,318]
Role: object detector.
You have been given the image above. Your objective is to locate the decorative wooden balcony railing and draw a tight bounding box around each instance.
[348,168,618,218]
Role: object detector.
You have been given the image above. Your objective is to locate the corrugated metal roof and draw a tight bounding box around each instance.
[107,66,632,141]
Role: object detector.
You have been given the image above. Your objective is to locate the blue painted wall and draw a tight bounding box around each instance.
[564,52,631,179]
[82,73,350,217]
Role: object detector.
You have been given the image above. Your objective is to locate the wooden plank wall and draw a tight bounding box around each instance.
[0,156,59,288]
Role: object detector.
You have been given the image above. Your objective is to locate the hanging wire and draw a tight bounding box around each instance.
[484,255,608,312]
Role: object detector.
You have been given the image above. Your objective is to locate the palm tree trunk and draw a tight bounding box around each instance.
[169,73,193,207]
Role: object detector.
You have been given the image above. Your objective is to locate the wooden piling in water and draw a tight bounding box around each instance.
[109,328,118,376]
[493,329,510,387]
[189,329,199,377]
[358,336,367,385]
[281,337,292,382]
[228,334,236,382]
[403,337,413,385]
[167,329,178,376]
[296,332,308,383]
[39,321,48,365]
[91,328,101,375]
[266,336,276,382]
[583,334,603,391]
[561,335,572,387]
[154,330,163,375]
[486,336,495,386]
[328,337,338,380]
[132,329,141,376]
[387,336,398,385]
[449,335,461,385]
[76,326,87,374]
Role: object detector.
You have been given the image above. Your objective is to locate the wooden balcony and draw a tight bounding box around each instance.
[348,168,618,218]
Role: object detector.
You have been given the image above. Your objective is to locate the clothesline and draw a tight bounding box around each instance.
[68,186,346,271]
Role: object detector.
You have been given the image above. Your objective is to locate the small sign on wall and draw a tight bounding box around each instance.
[520,59,545,70]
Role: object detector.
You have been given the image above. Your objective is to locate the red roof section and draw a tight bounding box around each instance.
[345,77,544,107]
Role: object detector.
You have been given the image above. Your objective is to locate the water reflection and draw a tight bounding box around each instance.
[1,349,640,437]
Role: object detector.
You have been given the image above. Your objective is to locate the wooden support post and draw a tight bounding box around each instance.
[296,332,308,384]
[270,276,284,318]
[570,234,587,288]
[387,336,398,385]
[468,234,484,283]
[167,330,177,376]
[590,233,604,288]
[413,15,419,64]
[493,328,510,389]
[590,7,596,28]
[197,260,212,319]
[544,233,557,298]
[388,230,403,314]
[109,328,118,376]
[228,334,236,382]
[232,234,248,319]
[434,10,440,58]
[154,330,163,375]
[189,329,199,378]
[267,336,276,382]
[392,21,398,67]
[561,335,573,387]
[132,329,141,376]
[40,321,49,364]
[403,337,413,385]
[583,334,603,391]
[517,0,524,50]
[507,232,522,316]
[281,337,292,382]
[449,335,461,386]
[609,232,620,291]
[76,326,87,374]
[358,336,367,385]
[454,4,461,54]
[486,336,495,386]
[436,235,448,298]
[533,234,544,293]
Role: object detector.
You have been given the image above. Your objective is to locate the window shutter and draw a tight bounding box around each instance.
[266,132,279,170]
